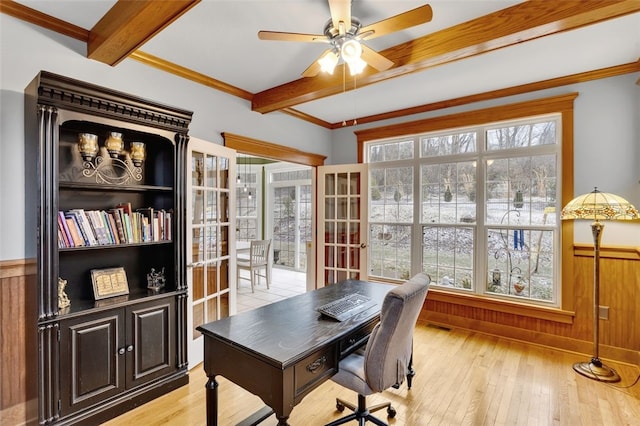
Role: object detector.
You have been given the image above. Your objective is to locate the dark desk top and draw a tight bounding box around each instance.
[197,280,395,369]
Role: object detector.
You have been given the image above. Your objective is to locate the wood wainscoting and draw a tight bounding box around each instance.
[423,244,640,366]
[0,258,38,426]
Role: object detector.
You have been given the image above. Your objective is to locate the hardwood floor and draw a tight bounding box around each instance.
[104,323,640,425]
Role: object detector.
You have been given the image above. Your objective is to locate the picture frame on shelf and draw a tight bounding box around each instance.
[91,267,130,300]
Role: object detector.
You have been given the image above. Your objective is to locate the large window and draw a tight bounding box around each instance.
[367,115,561,305]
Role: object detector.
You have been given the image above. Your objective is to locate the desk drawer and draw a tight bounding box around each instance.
[339,320,377,358]
[294,346,337,398]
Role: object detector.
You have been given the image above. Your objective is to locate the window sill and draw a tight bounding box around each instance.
[427,288,575,324]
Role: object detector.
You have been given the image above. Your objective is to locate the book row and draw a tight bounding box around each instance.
[57,204,172,248]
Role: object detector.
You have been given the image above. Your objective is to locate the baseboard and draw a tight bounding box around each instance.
[419,311,640,366]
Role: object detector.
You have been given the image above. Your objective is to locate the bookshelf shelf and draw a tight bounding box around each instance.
[58,239,173,252]
[27,71,192,425]
[59,182,174,192]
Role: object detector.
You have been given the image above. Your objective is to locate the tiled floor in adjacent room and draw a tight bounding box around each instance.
[236,267,307,312]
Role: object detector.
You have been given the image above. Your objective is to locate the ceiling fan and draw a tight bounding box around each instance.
[258,1,433,77]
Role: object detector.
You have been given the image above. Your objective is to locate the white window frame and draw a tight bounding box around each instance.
[365,114,562,307]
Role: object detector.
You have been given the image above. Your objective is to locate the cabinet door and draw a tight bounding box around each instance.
[59,310,125,417]
[126,298,176,388]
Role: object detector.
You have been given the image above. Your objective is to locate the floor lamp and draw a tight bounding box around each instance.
[561,187,639,382]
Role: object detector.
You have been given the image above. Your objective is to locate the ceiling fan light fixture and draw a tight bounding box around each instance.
[347,56,367,75]
[318,50,339,74]
[341,39,362,62]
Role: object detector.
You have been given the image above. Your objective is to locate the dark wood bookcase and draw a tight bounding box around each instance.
[25,71,192,425]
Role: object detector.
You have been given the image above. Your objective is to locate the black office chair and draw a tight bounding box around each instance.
[326,273,430,426]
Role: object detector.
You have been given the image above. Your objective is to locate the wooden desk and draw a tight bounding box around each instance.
[197,280,395,425]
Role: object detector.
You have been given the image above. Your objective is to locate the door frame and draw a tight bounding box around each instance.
[222,132,326,291]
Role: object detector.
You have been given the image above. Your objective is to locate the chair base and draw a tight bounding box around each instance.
[326,394,396,426]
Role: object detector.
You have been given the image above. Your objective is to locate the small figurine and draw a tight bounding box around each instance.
[147,267,166,291]
[58,277,71,309]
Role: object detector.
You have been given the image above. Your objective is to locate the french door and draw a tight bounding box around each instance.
[186,138,236,368]
[317,164,369,287]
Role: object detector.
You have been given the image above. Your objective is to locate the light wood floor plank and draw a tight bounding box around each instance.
[104,323,640,425]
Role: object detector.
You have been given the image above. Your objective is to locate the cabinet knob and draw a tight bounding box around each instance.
[118,348,125,355]
[126,345,134,352]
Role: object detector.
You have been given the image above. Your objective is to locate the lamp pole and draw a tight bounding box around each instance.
[572,219,620,382]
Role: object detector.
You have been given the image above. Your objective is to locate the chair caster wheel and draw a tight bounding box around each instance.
[387,406,397,418]
[336,401,345,412]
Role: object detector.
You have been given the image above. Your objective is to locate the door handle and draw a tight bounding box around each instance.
[187,261,206,268]
[360,243,367,248]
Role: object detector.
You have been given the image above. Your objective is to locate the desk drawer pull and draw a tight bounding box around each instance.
[306,356,327,373]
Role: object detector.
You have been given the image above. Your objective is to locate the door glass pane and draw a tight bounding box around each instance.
[219,259,229,291]
[205,225,217,259]
[206,298,218,322]
[220,293,229,317]
[325,222,334,243]
[206,154,217,188]
[219,156,229,189]
[349,222,359,244]
[192,228,203,262]
[192,192,204,224]
[337,222,347,244]
[326,246,335,267]
[349,172,360,195]
[325,174,335,195]
[337,198,347,219]
[206,190,217,222]
[350,247,360,269]
[193,265,204,301]
[192,152,204,186]
[325,198,335,219]
[338,173,348,193]
[206,262,218,295]
[193,301,204,339]
[350,197,360,220]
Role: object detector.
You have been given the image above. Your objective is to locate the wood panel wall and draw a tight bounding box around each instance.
[423,245,640,366]
[1,247,638,422]
[0,259,37,425]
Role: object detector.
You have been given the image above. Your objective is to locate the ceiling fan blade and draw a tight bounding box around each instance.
[361,44,394,72]
[328,0,351,35]
[258,30,326,43]
[301,49,332,78]
[360,4,433,40]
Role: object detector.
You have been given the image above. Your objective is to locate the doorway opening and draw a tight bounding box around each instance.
[236,155,312,312]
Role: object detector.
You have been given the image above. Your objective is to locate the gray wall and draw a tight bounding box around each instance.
[331,74,640,245]
[0,16,331,261]
[2,15,638,260]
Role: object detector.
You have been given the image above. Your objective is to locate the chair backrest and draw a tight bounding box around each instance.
[250,239,271,266]
[363,273,430,392]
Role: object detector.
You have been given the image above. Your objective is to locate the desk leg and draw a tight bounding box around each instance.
[276,416,290,426]
[205,375,219,426]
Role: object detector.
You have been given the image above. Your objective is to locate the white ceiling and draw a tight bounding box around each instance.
[14,0,640,125]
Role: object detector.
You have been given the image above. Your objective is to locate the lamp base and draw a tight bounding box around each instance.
[573,359,620,383]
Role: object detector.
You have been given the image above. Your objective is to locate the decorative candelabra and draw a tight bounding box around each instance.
[77,132,145,185]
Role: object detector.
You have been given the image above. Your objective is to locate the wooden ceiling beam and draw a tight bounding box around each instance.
[88,0,200,66]
[252,0,640,114]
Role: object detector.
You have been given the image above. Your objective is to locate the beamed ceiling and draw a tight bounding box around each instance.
[2,0,639,129]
